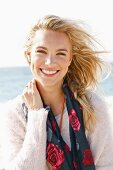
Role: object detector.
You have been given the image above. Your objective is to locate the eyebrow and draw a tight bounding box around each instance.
[36,46,47,50]
[57,49,68,53]
[36,46,69,53]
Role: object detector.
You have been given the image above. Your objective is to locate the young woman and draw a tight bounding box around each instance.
[0,15,113,170]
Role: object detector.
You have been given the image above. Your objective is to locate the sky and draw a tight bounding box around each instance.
[0,0,113,67]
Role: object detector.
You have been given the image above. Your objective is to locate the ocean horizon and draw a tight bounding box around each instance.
[0,64,113,103]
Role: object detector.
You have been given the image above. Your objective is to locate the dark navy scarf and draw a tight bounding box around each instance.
[46,84,95,170]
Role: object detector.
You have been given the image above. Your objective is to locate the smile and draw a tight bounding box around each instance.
[40,69,59,75]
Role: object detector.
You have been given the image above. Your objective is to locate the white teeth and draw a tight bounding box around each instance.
[41,69,58,75]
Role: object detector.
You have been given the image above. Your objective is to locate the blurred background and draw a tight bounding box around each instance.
[0,0,113,102]
[0,1,113,168]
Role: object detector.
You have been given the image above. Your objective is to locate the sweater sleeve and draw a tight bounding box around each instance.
[86,91,113,170]
[0,96,49,170]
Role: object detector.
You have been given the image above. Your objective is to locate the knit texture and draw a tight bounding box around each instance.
[0,91,113,170]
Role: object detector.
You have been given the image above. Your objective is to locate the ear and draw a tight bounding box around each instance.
[24,51,31,64]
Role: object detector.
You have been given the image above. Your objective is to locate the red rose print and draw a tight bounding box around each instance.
[82,149,94,166]
[73,160,77,169]
[70,109,76,115]
[47,143,65,169]
[64,144,70,153]
[51,120,57,131]
[69,109,81,131]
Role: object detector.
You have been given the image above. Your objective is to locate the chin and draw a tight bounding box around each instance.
[41,81,58,87]
[38,79,63,88]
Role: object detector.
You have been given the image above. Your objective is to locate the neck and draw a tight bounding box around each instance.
[36,82,65,116]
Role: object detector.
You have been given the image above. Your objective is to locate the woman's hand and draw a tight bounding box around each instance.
[22,79,43,110]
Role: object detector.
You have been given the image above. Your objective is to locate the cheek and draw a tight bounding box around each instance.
[59,59,71,69]
[30,56,42,68]
[31,56,40,63]
[30,58,39,71]
[57,55,71,66]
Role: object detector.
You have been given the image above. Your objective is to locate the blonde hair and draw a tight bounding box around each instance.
[24,15,106,131]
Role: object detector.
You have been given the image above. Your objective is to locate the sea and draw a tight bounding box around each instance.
[0,65,113,103]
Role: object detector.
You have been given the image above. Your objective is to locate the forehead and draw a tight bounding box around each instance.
[32,29,71,49]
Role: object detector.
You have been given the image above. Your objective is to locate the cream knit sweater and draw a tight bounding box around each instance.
[0,91,113,170]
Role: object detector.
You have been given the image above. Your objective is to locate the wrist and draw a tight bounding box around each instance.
[28,107,43,112]
[28,108,49,121]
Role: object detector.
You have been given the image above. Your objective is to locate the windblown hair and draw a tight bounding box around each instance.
[24,15,105,131]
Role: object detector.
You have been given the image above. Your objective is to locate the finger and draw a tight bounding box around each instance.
[29,80,34,95]
[33,82,39,94]
[25,81,32,94]
[21,94,29,105]
[23,86,28,95]
[25,80,32,89]
[25,81,30,87]
[21,95,25,102]
[34,80,38,89]
[31,79,36,86]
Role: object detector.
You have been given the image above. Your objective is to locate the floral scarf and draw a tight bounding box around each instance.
[46,84,95,170]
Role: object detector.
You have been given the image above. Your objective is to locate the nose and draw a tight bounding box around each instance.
[45,56,54,65]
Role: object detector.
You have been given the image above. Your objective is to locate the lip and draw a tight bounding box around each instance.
[40,67,59,71]
[40,68,60,77]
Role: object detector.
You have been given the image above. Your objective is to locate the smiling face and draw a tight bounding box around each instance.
[27,29,72,88]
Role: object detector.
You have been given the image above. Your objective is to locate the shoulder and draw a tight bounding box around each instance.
[85,90,113,166]
[85,89,113,137]
[86,90,106,109]
[0,95,27,128]
[85,89,113,142]
[86,90,112,120]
